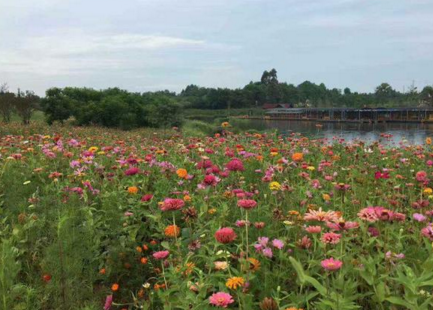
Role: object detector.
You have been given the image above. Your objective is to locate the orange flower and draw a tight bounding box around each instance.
[176,168,188,179]
[292,153,304,162]
[99,268,106,275]
[140,257,148,264]
[127,186,138,194]
[183,195,191,202]
[111,283,119,291]
[142,244,149,251]
[136,246,143,253]
[164,225,180,238]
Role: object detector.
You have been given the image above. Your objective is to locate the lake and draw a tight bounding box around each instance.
[233,119,433,145]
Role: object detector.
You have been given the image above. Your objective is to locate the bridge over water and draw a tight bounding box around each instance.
[258,107,433,123]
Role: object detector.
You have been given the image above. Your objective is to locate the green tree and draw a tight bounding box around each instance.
[41,88,74,125]
[15,90,38,125]
[0,83,15,123]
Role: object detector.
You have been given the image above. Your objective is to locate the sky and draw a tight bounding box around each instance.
[1,0,433,96]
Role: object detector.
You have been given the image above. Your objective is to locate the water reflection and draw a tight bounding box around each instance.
[241,120,433,145]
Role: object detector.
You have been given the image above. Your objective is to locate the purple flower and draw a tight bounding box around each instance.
[413,213,426,222]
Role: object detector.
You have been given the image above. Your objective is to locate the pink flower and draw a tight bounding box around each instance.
[209,292,234,308]
[237,199,257,210]
[305,225,322,233]
[326,221,359,231]
[421,225,433,241]
[357,207,379,222]
[321,232,341,244]
[160,198,185,212]
[104,295,113,310]
[413,213,426,222]
[272,239,284,249]
[226,158,245,172]
[215,227,237,244]
[153,250,170,260]
[416,171,428,182]
[262,247,273,258]
[321,257,343,271]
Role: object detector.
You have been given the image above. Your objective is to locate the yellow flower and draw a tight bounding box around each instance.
[221,122,230,128]
[208,208,217,214]
[307,166,315,171]
[426,137,432,145]
[269,181,281,191]
[88,146,98,153]
[424,188,433,195]
[225,277,245,290]
[246,257,260,272]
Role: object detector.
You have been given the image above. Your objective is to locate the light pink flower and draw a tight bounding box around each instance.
[321,257,343,271]
[209,292,234,308]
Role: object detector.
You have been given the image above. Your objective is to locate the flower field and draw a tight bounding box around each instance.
[1,123,433,310]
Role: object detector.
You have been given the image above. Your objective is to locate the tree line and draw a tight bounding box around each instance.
[1,69,433,128]
[0,83,39,124]
[179,69,433,109]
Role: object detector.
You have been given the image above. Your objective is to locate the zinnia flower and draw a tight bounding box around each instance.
[321,232,341,244]
[225,277,245,290]
[164,225,180,238]
[226,158,244,171]
[209,292,234,308]
[321,257,343,271]
[292,153,304,162]
[160,198,185,211]
[176,168,188,179]
[237,199,257,210]
[125,167,139,176]
[153,250,170,260]
[215,227,237,244]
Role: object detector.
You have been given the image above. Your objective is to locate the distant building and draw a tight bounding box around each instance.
[262,103,293,109]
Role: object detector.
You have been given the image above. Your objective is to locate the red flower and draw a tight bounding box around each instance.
[215,227,237,244]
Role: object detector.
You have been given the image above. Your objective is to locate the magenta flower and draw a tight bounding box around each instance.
[125,167,139,176]
[237,199,257,210]
[104,295,113,310]
[153,250,170,260]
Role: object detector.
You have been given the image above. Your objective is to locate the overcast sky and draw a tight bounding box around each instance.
[1,0,432,95]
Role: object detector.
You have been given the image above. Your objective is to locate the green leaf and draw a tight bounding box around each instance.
[386,297,413,308]
[289,256,306,284]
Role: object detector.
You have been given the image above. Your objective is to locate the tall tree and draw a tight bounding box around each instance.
[15,90,38,125]
[0,83,15,123]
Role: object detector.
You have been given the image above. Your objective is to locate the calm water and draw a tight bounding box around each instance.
[235,119,433,145]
